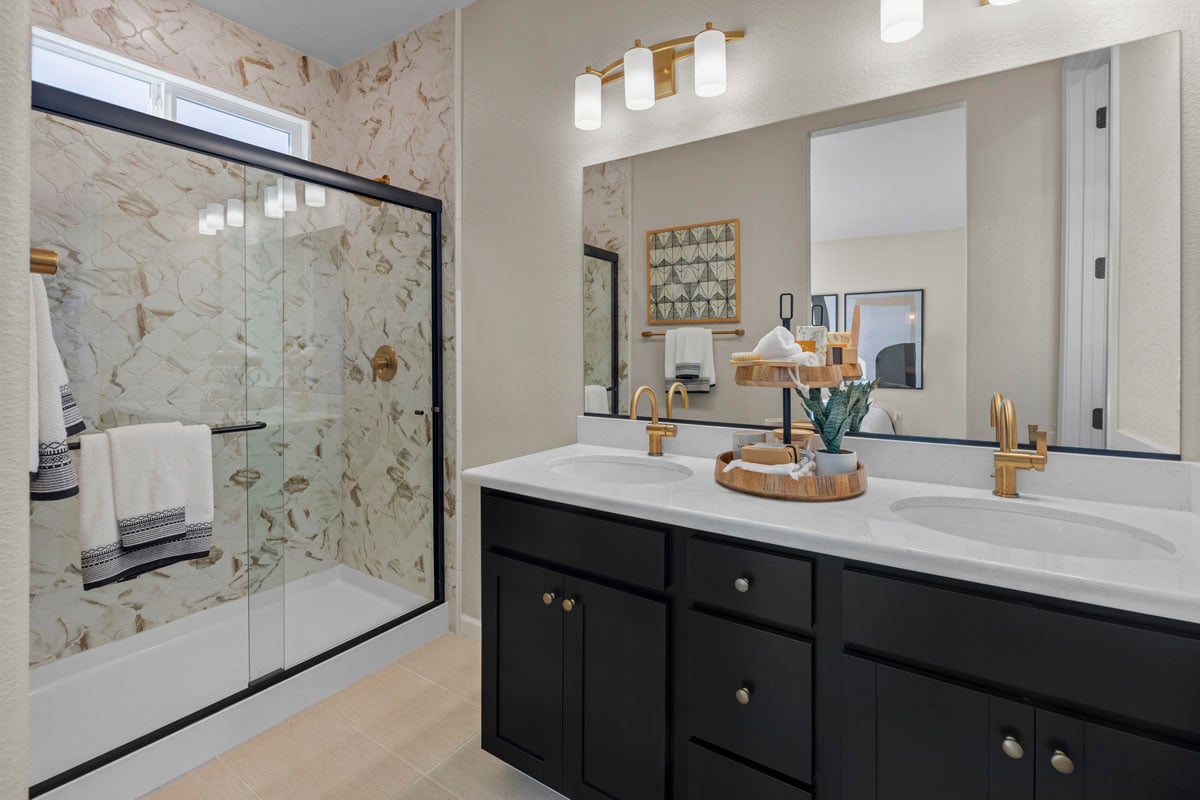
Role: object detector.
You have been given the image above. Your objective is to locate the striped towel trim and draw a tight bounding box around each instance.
[30,441,79,500]
[118,507,187,548]
[61,384,85,436]
[81,524,213,590]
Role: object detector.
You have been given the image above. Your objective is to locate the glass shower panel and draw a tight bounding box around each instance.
[245,168,287,681]
[27,111,260,783]
[278,186,436,667]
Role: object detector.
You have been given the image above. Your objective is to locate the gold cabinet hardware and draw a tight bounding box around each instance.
[370,345,398,383]
[666,381,689,420]
[1001,736,1024,760]
[562,598,577,612]
[733,577,751,594]
[630,386,677,457]
[735,687,752,705]
[542,592,556,606]
[1050,749,1075,775]
[989,392,1049,497]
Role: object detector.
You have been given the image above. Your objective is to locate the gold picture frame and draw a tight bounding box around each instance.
[645,218,741,325]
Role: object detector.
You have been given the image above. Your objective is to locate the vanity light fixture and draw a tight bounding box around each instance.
[281,179,298,213]
[573,23,745,130]
[304,183,326,208]
[205,203,225,232]
[197,209,216,236]
[264,184,284,220]
[880,0,924,43]
[226,198,244,228]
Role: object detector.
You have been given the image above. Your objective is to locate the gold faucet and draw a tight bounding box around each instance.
[630,386,677,457]
[990,392,1048,498]
[666,381,689,419]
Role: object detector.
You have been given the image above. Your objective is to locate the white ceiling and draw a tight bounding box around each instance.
[810,106,967,242]
[190,0,474,67]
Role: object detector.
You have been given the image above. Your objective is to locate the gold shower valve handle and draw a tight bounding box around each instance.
[371,345,398,383]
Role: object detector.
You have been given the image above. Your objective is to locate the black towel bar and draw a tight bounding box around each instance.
[66,421,267,450]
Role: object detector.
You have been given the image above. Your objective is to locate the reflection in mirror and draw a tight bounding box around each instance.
[581,32,1181,456]
[584,246,620,414]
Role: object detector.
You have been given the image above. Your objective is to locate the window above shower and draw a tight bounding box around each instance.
[31,28,310,159]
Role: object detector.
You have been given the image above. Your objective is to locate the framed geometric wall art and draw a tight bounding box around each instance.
[646,218,740,324]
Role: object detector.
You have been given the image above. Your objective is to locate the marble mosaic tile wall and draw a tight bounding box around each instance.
[583,160,631,414]
[29,0,459,664]
[332,15,455,607]
[29,112,259,666]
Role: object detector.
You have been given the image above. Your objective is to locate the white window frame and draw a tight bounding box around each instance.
[32,27,311,160]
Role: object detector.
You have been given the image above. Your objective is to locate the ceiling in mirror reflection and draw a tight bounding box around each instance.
[580,32,1182,457]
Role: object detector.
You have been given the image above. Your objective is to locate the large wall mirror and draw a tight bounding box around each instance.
[581,32,1182,457]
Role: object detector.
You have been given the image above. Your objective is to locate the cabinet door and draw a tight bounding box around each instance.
[481,553,564,790]
[562,574,668,800]
[842,657,1034,800]
[1033,710,1200,800]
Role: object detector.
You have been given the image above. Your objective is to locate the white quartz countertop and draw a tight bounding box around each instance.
[464,443,1200,626]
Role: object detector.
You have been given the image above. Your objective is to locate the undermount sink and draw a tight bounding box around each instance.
[891,496,1176,560]
[547,454,693,485]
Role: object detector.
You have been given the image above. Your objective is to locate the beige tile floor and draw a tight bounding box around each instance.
[145,634,565,800]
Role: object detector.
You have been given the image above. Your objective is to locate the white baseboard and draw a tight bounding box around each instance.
[458,614,481,642]
[40,604,447,800]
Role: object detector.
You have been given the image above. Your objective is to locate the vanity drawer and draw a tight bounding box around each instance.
[688,538,813,631]
[482,491,668,590]
[687,743,811,800]
[688,610,813,782]
[843,570,1200,737]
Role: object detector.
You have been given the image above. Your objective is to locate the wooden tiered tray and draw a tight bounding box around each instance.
[714,451,867,502]
[732,360,843,388]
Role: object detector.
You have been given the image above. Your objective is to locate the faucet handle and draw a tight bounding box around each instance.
[1028,424,1048,456]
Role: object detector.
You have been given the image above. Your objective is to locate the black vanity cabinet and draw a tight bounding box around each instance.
[481,493,669,800]
[481,488,1200,800]
[840,570,1200,800]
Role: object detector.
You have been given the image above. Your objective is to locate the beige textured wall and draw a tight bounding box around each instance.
[461,0,1200,631]
[1116,34,1182,451]
[0,3,31,797]
[628,122,809,426]
[812,228,968,438]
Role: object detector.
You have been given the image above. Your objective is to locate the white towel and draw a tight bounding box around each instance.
[180,424,215,557]
[106,422,187,547]
[30,275,80,500]
[664,328,715,392]
[78,430,213,591]
[584,385,610,414]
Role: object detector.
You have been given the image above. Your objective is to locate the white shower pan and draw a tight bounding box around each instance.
[31,565,430,790]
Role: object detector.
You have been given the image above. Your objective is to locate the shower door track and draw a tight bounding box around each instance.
[29,82,446,799]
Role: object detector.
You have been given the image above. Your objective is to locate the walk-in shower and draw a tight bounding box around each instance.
[27,84,444,794]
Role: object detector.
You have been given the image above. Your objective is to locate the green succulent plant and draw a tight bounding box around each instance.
[795,379,876,453]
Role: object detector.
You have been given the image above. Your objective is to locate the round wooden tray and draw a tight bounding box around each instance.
[714,451,867,502]
[732,361,843,388]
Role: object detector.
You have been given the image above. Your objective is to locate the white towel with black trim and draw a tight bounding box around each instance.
[179,424,215,556]
[664,327,716,393]
[78,432,213,591]
[30,275,81,500]
[106,422,187,548]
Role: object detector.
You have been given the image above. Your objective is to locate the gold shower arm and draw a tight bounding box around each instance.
[30,248,58,276]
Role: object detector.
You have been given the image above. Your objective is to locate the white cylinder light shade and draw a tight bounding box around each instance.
[264,185,283,219]
[574,72,602,131]
[198,209,215,235]
[880,0,923,43]
[226,198,244,227]
[623,44,655,111]
[694,27,727,98]
[304,183,326,208]
[281,179,298,213]
[205,203,225,232]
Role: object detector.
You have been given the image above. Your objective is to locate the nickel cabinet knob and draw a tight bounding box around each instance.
[542,592,556,606]
[1050,749,1075,775]
[735,687,752,705]
[1001,736,1024,760]
[562,598,577,612]
[734,577,751,593]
